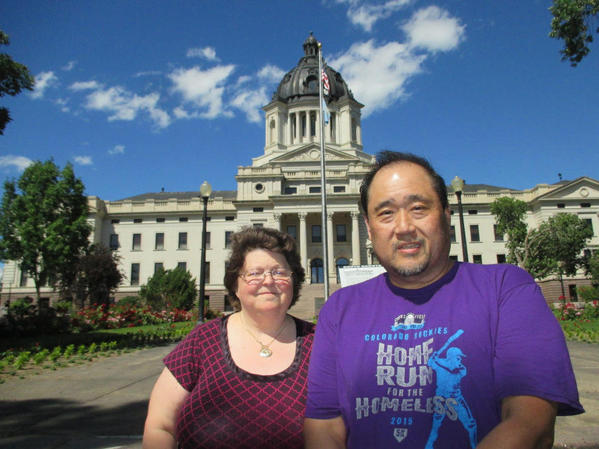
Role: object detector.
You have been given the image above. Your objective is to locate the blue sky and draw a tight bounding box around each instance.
[1,0,598,203]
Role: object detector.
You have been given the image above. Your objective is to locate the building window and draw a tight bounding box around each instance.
[469,225,480,242]
[134,218,143,223]
[130,263,140,286]
[336,257,349,283]
[287,225,297,240]
[253,207,264,212]
[496,254,506,264]
[583,218,594,235]
[225,216,234,221]
[155,233,164,250]
[177,262,187,271]
[253,223,264,228]
[132,233,142,251]
[19,269,28,287]
[467,210,478,215]
[449,226,456,243]
[330,113,336,141]
[494,225,504,241]
[154,262,164,273]
[206,231,211,249]
[225,231,233,248]
[311,258,324,284]
[284,187,297,195]
[351,118,357,142]
[449,255,458,261]
[334,186,345,193]
[156,217,165,223]
[473,255,482,264]
[111,219,120,224]
[109,233,119,250]
[179,217,188,222]
[581,203,591,208]
[557,203,565,209]
[301,112,306,137]
[205,261,210,284]
[309,186,321,194]
[336,224,347,242]
[568,284,578,301]
[310,111,316,137]
[312,225,322,243]
[178,232,188,249]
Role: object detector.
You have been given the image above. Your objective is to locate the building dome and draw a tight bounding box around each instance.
[273,33,354,104]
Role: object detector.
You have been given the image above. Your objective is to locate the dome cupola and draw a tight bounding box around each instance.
[273,33,354,104]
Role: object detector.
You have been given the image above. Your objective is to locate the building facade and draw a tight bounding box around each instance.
[2,35,598,318]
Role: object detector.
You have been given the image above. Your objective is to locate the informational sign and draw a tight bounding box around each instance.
[338,265,386,288]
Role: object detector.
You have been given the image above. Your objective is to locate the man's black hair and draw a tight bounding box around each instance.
[359,151,448,216]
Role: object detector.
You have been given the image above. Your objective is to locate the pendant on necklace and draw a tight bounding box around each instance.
[259,347,273,358]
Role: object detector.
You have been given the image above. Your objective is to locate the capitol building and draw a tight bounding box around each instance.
[2,35,598,318]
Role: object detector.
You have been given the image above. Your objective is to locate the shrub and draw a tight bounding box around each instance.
[578,285,599,303]
[117,296,143,307]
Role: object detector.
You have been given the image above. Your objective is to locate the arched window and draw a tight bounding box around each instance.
[336,257,349,283]
[311,258,324,284]
[269,119,276,144]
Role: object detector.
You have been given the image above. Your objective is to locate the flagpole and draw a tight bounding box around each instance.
[317,42,330,301]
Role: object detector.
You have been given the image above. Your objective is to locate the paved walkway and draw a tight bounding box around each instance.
[0,341,597,449]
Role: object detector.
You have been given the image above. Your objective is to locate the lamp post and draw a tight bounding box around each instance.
[198,180,212,323]
[451,176,468,263]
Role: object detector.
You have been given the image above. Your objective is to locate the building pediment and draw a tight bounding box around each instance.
[535,177,599,201]
[268,144,360,165]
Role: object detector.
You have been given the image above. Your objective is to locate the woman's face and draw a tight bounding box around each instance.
[235,249,294,314]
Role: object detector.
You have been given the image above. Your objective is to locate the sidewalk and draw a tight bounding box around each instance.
[0,341,597,449]
[0,344,174,449]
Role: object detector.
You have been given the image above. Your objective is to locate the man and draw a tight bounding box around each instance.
[304,151,583,448]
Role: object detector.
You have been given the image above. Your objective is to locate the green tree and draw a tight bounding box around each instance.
[549,0,599,66]
[71,244,123,308]
[0,160,91,305]
[139,267,197,311]
[0,30,35,134]
[526,213,593,295]
[587,251,599,284]
[490,197,529,266]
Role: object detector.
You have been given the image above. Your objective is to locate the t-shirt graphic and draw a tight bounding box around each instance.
[425,329,477,449]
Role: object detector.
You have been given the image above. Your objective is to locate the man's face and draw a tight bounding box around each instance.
[365,162,451,289]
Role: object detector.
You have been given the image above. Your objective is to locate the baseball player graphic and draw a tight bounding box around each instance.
[425,330,477,449]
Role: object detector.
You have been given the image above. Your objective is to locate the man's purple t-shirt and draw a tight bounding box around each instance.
[305,262,583,448]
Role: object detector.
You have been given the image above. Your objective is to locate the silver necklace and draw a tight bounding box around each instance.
[240,313,288,358]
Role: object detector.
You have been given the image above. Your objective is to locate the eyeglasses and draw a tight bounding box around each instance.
[240,269,293,285]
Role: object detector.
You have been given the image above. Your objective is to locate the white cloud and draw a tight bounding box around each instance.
[62,60,76,71]
[230,87,268,123]
[134,70,162,78]
[108,144,125,155]
[172,106,200,119]
[347,0,411,32]
[402,6,466,52]
[169,65,235,119]
[329,39,426,117]
[30,71,58,99]
[257,65,286,83]
[70,80,101,91]
[84,86,171,128]
[186,46,219,61]
[74,155,93,165]
[0,155,33,171]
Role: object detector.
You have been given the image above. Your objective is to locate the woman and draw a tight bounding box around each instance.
[142,226,314,449]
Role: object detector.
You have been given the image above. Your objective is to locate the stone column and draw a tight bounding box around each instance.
[272,213,281,230]
[327,212,335,279]
[298,212,308,275]
[351,211,361,265]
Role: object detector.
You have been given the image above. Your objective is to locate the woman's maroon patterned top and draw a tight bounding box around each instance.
[164,315,315,449]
